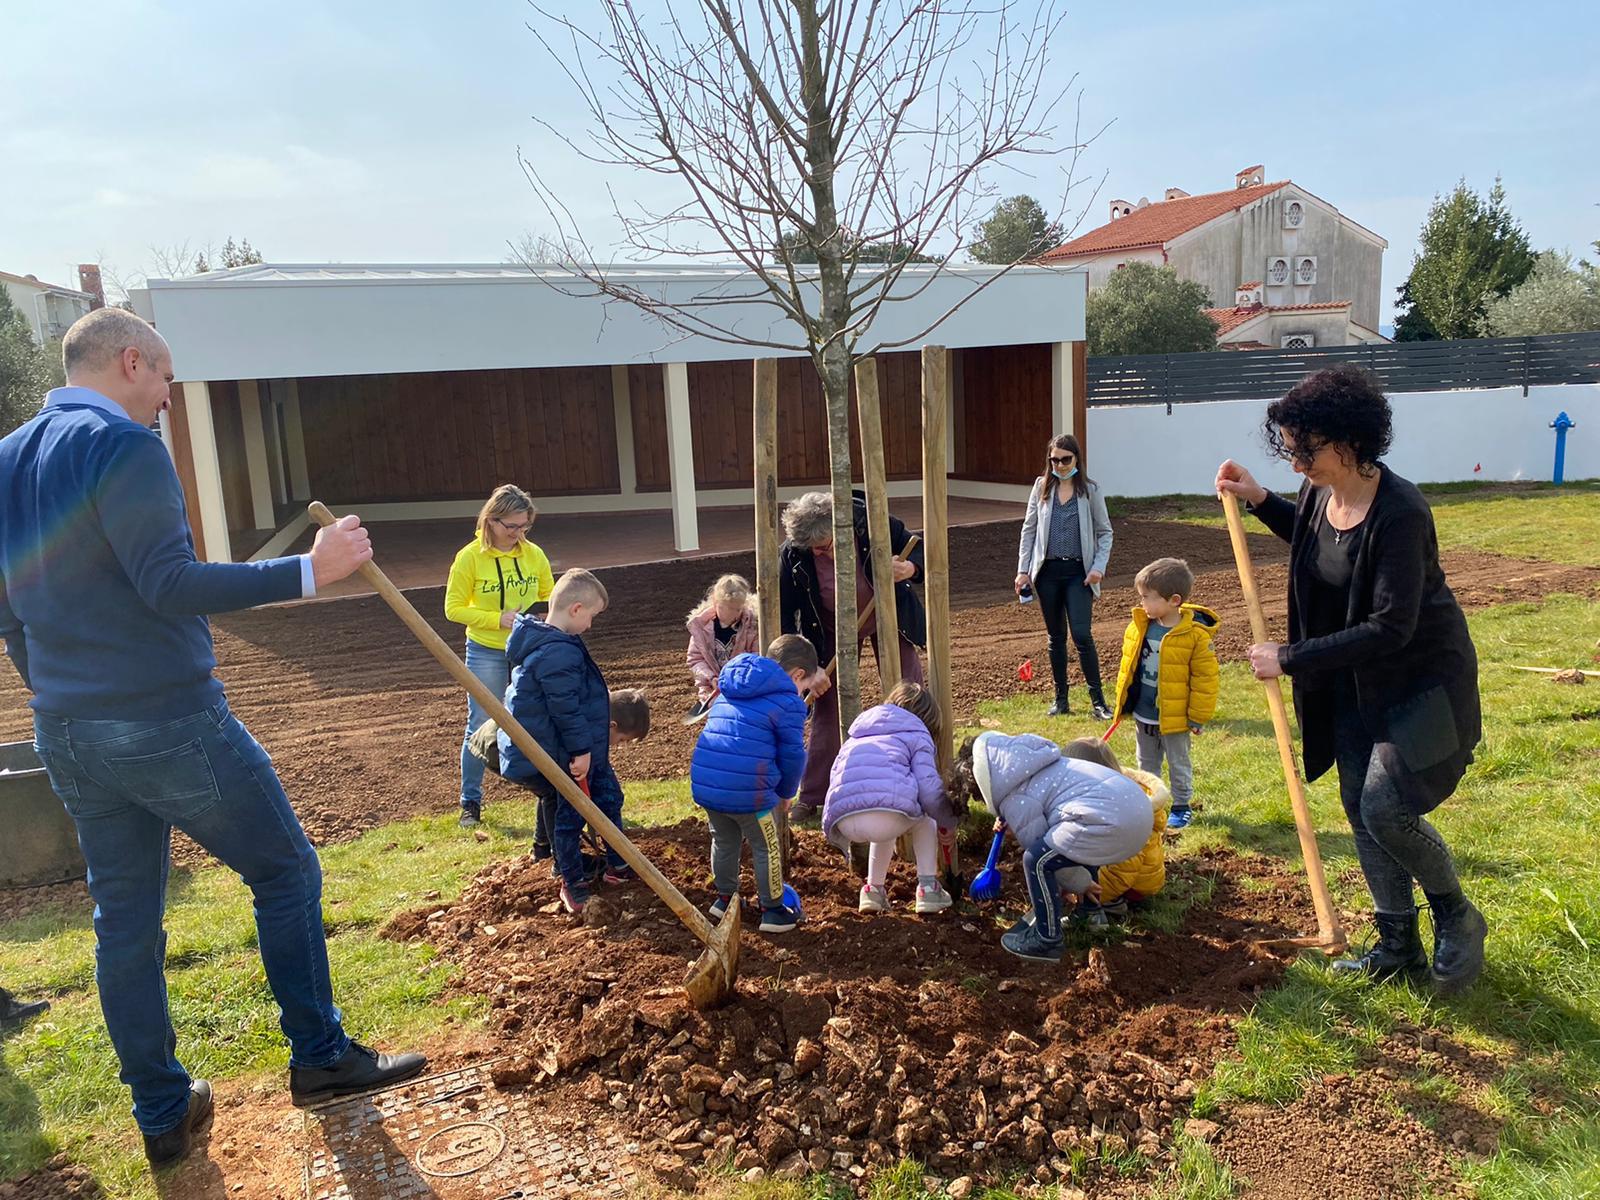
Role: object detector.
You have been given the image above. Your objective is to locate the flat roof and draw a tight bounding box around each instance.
[131,261,1087,382]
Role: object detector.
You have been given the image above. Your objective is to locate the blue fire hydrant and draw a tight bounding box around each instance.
[1550,411,1576,485]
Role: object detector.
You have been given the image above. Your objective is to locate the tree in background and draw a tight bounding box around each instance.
[1480,249,1600,336]
[0,286,57,435]
[521,0,1091,729]
[968,195,1064,264]
[1085,263,1217,356]
[99,236,266,305]
[1393,178,1534,340]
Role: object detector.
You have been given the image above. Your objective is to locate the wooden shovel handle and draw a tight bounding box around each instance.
[1219,491,1345,950]
[822,535,920,680]
[307,502,715,945]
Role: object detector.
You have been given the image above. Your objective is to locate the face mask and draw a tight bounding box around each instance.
[1052,466,1078,481]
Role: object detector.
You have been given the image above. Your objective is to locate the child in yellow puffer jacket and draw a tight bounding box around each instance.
[1058,739,1170,926]
[1111,558,1220,832]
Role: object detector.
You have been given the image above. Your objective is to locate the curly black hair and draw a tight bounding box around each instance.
[1264,364,1393,472]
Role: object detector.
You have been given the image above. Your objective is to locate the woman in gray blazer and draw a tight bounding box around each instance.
[1014,434,1114,719]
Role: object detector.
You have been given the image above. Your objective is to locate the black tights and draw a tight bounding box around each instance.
[1034,558,1104,700]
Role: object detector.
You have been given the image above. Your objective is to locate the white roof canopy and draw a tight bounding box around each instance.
[131,262,1087,383]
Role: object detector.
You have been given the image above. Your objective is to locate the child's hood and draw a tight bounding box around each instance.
[1123,767,1173,828]
[1183,602,1220,635]
[717,653,795,701]
[970,731,1062,816]
[508,615,581,665]
[847,703,929,742]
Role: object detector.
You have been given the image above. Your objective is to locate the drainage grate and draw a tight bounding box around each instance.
[304,1061,642,1199]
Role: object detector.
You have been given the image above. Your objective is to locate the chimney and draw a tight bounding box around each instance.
[1135,196,1150,209]
[1164,187,1190,201]
[1108,199,1133,221]
[1235,164,1264,189]
[78,264,106,310]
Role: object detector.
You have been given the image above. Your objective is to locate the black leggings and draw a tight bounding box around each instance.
[1034,558,1104,699]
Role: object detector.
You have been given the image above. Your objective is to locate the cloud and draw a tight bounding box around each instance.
[93,188,146,208]
[177,145,371,202]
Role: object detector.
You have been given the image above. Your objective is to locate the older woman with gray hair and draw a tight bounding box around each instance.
[778,490,926,817]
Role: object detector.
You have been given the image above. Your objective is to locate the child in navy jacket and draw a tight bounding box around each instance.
[498,569,645,913]
[688,634,820,933]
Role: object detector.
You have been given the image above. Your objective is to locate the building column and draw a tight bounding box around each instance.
[237,380,276,529]
[261,380,288,505]
[610,364,638,496]
[662,362,700,553]
[182,381,234,563]
[1050,340,1089,448]
[281,379,311,502]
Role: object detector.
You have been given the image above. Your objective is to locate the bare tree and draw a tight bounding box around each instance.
[521,0,1098,728]
[504,230,578,267]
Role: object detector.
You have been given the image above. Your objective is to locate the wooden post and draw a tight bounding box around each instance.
[1220,491,1346,951]
[853,356,901,690]
[921,346,953,770]
[753,359,782,650]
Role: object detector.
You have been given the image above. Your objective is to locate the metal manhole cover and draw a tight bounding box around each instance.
[303,1060,641,1198]
[416,1121,507,1178]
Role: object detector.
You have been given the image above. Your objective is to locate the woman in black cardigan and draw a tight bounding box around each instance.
[1216,365,1487,995]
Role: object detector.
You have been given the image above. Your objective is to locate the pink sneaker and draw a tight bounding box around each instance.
[915,883,953,914]
[858,884,889,914]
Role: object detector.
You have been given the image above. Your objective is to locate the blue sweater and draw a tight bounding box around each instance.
[497,616,613,793]
[689,654,808,814]
[0,389,307,720]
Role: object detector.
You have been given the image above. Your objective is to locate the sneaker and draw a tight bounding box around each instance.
[143,1079,214,1167]
[603,862,636,886]
[289,1042,428,1108]
[1069,901,1109,929]
[560,882,588,915]
[858,884,889,913]
[708,894,735,921]
[458,802,481,829]
[531,840,553,861]
[1166,807,1194,831]
[1099,896,1130,924]
[1001,922,1065,963]
[1090,701,1114,722]
[759,904,802,934]
[914,883,953,914]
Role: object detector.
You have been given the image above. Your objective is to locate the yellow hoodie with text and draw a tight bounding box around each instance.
[444,538,555,651]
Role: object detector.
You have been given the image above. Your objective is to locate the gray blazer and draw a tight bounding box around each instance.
[1017,476,1113,597]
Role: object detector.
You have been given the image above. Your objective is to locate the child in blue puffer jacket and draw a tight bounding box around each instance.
[689,634,822,933]
[823,682,963,915]
[950,730,1152,964]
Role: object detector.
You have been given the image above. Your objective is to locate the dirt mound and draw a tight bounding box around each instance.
[382,821,1317,1191]
[0,1157,104,1200]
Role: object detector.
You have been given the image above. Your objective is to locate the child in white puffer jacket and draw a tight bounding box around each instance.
[950,730,1152,964]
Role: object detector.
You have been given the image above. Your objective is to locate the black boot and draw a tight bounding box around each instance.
[1331,909,1428,981]
[289,1041,428,1107]
[1426,891,1488,996]
[1047,685,1070,717]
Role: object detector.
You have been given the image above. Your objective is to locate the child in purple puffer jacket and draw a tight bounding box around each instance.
[824,682,963,915]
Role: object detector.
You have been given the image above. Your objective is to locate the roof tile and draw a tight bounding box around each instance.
[1043,183,1289,258]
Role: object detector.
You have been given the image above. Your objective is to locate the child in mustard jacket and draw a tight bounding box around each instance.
[1111,558,1219,831]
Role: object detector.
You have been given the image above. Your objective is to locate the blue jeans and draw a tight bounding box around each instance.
[32,700,349,1135]
[460,640,509,808]
[1023,840,1095,941]
[552,763,626,896]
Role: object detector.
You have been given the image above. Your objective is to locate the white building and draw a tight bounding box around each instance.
[1,270,94,345]
[1042,164,1388,345]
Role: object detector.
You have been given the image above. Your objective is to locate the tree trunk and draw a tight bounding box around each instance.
[797,0,861,734]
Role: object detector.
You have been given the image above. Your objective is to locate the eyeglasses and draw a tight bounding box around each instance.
[1048,454,1076,466]
[490,517,532,535]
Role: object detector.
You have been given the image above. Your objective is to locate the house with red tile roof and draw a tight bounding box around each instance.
[1043,164,1389,345]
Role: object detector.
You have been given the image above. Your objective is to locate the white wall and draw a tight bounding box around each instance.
[1089,384,1599,498]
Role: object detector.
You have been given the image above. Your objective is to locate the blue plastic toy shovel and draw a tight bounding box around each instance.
[969,826,1007,902]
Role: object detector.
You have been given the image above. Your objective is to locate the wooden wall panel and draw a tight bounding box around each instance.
[208,380,255,532]
[952,343,1052,483]
[629,365,670,492]
[296,365,621,503]
[162,383,205,560]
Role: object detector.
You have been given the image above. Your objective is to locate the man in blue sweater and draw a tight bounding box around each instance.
[0,309,425,1168]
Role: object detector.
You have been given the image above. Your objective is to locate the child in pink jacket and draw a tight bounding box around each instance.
[824,683,962,914]
[685,574,761,721]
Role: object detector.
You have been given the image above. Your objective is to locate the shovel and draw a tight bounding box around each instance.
[308,502,742,1009]
[969,825,1007,902]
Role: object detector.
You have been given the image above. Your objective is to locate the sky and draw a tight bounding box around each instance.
[4,0,1597,325]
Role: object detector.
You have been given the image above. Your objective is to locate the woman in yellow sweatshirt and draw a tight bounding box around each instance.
[445,485,554,826]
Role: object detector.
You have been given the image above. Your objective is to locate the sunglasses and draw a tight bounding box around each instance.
[1048,454,1076,466]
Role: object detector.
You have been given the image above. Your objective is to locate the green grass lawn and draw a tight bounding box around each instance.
[3,476,1598,1199]
[1113,479,1600,569]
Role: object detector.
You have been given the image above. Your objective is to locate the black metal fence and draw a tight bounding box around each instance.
[1087,331,1600,408]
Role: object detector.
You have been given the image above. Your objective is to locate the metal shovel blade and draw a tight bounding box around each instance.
[684,895,742,1011]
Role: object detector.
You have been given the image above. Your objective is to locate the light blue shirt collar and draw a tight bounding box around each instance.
[43,386,136,422]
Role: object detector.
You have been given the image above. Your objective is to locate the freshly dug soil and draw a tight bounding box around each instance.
[379,820,1316,1191]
